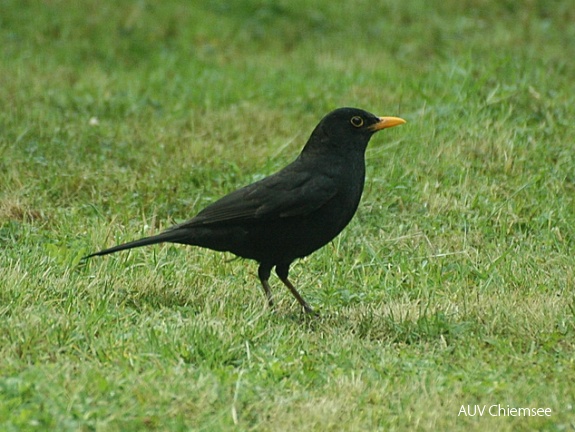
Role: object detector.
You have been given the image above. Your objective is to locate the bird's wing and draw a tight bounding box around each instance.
[175,169,337,228]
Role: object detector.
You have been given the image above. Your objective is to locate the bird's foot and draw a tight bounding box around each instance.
[302,303,319,316]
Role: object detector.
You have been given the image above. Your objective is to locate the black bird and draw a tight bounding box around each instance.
[86,108,405,313]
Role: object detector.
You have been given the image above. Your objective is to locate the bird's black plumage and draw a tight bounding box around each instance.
[86,107,406,313]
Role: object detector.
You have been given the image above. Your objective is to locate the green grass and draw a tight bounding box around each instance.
[1,0,575,430]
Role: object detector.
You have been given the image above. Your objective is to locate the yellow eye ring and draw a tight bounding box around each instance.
[350,116,364,127]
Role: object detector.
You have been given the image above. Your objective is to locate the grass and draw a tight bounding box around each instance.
[1,0,575,430]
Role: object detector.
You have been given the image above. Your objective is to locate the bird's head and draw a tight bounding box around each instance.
[303,107,406,156]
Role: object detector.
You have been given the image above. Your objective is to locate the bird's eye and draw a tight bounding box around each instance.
[350,116,364,128]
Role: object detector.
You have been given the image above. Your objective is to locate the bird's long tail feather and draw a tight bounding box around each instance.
[85,230,185,259]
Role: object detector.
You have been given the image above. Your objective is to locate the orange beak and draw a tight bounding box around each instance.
[368,116,406,132]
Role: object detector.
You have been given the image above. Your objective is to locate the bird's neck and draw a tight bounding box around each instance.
[302,133,368,157]
[299,143,366,181]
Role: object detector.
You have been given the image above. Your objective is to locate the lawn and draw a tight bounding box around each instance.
[1,0,574,430]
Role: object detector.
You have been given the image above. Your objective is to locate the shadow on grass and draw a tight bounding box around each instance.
[302,305,479,347]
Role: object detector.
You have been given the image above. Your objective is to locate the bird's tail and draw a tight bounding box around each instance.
[84,230,185,259]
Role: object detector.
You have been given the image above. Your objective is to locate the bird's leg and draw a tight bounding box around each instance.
[275,263,315,314]
[257,264,274,308]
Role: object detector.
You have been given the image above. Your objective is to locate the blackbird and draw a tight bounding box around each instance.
[86,107,405,313]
